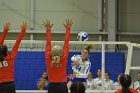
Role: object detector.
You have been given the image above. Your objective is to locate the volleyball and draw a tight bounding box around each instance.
[77,32,88,41]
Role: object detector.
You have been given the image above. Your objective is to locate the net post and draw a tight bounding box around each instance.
[125,43,133,74]
[101,41,105,92]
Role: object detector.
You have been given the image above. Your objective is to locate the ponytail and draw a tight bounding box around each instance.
[122,87,132,93]
[0,45,8,62]
[0,55,4,62]
[85,44,94,55]
[119,74,132,93]
[1,45,8,57]
[0,46,4,62]
[51,45,62,63]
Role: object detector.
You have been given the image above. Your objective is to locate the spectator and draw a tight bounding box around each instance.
[133,72,140,92]
[104,72,114,90]
[93,69,102,90]
[86,72,94,90]
[113,74,122,90]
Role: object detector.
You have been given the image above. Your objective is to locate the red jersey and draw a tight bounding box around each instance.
[114,88,138,93]
[0,28,26,83]
[46,27,70,83]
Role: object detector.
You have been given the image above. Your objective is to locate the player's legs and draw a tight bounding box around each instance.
[0,81,16,93]
[48,83,57,93]
[67,81,73,90]
[82,82,87,89]
[58,83,68,93]
[48,83,68,93]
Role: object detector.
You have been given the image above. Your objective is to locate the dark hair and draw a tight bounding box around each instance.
[70,81,85,93]
[119,74,132,93]
[137,71,140,75]
[105,72,110,79]
[0,45,8,61]
[84,44,94,55]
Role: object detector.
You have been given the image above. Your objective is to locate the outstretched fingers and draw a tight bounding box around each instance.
[4,22,11,30]
[64,19,73,28]
[21,21,28,29]
[43,19,53,28]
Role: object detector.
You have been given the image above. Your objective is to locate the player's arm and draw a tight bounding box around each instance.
[37,78,46,90]
[61,19,73,64]
[10,22,27,57]
[73,62,91,78]
[0,22,10,45]
[43,19,53,64]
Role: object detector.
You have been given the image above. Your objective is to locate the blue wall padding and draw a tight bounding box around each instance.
[14,52,124,90]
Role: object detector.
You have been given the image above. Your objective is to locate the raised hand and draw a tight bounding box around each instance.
[43,19,53,29]
[21,21,28,30]
[4,22,11,31]
[63,19,73,28]
[67,74,76,79]
[71,61,79,66]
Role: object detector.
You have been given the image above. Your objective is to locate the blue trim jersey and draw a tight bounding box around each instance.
[71,54,91,79]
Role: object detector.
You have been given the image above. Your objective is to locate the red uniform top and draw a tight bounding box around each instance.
[46,27,70,83]
[114,88,138,93]
[0,28,26,83]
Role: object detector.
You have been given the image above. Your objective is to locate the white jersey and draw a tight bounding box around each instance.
[104,79,114,90]
[93,78,102,90]
[71,54,91,78]
[87,79,94,90]
[113,82,121,90]
[134,81,140,92]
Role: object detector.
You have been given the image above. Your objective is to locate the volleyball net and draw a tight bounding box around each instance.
[3,40,140,93]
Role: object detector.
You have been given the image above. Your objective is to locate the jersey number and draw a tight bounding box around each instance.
[0,61,8,68]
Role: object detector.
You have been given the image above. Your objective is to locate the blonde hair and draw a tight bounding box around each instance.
[51,45,62,63]
[84,44,94,55]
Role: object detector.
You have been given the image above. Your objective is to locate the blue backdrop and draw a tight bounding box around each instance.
[14,52,125,90]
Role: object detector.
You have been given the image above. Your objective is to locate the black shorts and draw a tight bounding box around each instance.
[0,81,16,93]
[48,82,68,93]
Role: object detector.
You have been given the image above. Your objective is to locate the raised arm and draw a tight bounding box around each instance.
[10,22,27,57]
[43,19,53,64]
[62,19,73,58]
[0,23,10,45]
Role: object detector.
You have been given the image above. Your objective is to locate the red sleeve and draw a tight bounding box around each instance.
[114,90,121,93]
[0,28,9,45]
[61,27,70,63]
[130,88,139,93]
[10,28,26,57]
[45,28,52,65]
